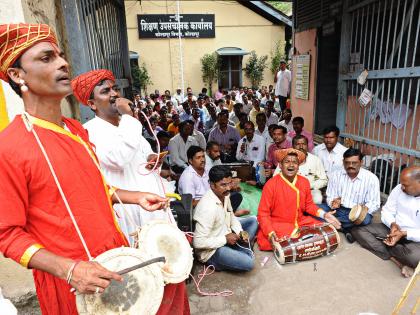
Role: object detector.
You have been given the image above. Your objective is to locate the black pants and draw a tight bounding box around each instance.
[230,192,243,212]
[352,223,420,268]
[278,95,288,111]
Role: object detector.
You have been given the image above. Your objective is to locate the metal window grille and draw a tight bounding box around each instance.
[338,0,420,196]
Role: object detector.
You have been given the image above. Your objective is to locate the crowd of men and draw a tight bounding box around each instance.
[0,23,419,315]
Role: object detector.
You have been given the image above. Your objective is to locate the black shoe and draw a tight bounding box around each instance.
[345,232,355,244]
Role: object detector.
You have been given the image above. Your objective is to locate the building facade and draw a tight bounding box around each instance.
[125,0,291,95]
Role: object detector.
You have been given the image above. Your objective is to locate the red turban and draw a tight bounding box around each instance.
[71,69,115,105]
[0,23,57,82]
[275,148,306,165]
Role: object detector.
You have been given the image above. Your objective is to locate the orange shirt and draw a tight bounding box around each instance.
[167,122,179,135]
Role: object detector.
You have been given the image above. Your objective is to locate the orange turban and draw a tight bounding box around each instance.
[275,148,306,165]
[71,69,115,105]
[0,23,57,82]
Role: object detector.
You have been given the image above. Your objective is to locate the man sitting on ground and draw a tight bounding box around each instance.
[313,125,347,177]
[266,125,291,173]
[257,148,341,250]
[168,121,199,174]
[319,148,380,242]
[193,166,258,271]
[351,166,420,277]
[205,141,222,168]
[236,121,265,166]
[279,108,293,132]
[288,116,314,152]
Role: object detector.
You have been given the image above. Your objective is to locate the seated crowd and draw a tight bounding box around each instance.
[120,83,419,277]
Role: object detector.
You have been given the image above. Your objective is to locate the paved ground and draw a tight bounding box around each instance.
[1,238,418,314]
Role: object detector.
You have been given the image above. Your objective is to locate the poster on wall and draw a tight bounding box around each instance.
[138,14,215,39]
[294,54,310,100]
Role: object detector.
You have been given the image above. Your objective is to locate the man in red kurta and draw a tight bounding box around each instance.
[257,148,341,250]
[0,23,189,314]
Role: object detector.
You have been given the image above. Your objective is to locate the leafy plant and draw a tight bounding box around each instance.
[267,1,292,16]
[131,62,152,96]
[200,52,221,92]
[244,51,268,89]
[270,40,287,75]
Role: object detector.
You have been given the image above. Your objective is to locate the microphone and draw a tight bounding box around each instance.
[242,137,248,156]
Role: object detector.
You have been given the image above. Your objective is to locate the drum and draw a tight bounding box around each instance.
[224,162,253,181]
[137,220,193,284]
[272,224,340,265]
[76,247,164,315]
[349,205,368,225]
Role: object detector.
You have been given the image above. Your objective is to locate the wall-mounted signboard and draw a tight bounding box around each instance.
[294,54,311,100]
[138,14,215,39]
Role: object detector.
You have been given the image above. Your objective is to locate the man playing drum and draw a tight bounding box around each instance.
[257,148,341,251]
[0,23,189,314]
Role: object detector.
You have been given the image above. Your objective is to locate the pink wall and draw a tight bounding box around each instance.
[290,28,317,133]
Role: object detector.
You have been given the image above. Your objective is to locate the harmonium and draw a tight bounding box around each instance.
[223,162,254,181]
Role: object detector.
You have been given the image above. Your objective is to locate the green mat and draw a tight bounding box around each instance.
[238,182,262,216]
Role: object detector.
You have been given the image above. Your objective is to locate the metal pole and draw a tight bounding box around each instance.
[177,0,185,100]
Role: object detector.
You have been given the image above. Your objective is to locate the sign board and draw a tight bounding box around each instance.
[137,14,215,39]
[294,54,311,100]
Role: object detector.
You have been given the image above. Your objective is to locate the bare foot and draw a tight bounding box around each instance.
[234,209,250,217]
[401,265,414,278]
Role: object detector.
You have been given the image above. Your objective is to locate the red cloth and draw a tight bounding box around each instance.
[0,23,57,82]
[71,69,115,105]
[0,116,190,314]
[257,174,322,251]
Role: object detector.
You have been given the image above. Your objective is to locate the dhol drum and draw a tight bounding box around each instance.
[272,224,340,265]
[76,247,164,315]
[137,220,193,284]
[349,205,368,225]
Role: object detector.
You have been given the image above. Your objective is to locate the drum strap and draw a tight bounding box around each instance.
[22,112,93,260]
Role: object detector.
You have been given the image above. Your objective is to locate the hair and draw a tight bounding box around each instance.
[292,116,304,125]
[343,148,363,161]
[266,100,274,107]
[244,121,255,129]
[216,99,225,105]
[157,130,170,139]
[272,125,287,134]
[187,145,204,161]
[206,141,219,151]
[292,134,308,146]
[201,87,208,94]
[209,165,232,183]
[234,102,243,109]
[217,111,229,119]
[268,123,278,131]
[8,58,22,97]
[238,112,248,119]
[178,120,189,133]
[256,112,266,120]
[283,108,292,114]
[322,125,340,137]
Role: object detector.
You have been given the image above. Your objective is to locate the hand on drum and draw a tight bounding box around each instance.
[70,261,123,295]
[269,232,288,243]
[324,211,342,229]
[226,232,240,246]
[138,192,168,211]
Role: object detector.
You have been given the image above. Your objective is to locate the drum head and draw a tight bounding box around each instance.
[138,220,193,284]
[76,247,164,315]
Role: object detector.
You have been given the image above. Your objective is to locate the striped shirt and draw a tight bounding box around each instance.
[326,168,380,214]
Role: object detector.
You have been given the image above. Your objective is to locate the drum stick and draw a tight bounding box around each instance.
[117,256,166,275]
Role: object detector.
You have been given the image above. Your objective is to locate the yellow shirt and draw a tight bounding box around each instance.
[167,122,179,135]
[236,122,245,137]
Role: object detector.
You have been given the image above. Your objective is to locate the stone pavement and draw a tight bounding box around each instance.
[186,238,418,315]
[1,239,418,314]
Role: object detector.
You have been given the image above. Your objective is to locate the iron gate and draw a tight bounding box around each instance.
[337,0,420,195]
[61,0,131,122]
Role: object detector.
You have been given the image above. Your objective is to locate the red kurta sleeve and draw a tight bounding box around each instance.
[300,176,321,217]
[0,150,43,266]
[257,177,276,237]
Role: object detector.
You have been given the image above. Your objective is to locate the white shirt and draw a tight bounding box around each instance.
[242,101,253,114]
[298,153,328,190]
[279,119,293,133]
[275,69,291,97]
[83,115,174,242]
[381,184,420,242]
[229,112,240,124]
[205,153,222,169]
[236,134,265,165]
[192,130,206,150]
[326,168,380,214]
[178,165,209,200]
[255,126,270,142]
[168,134,199,168]
[193,190,243,262]
[313,142,348,176]
[265,112,279,126]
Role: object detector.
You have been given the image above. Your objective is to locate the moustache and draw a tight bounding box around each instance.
[222,190,231,195]
[347,167,356,170]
